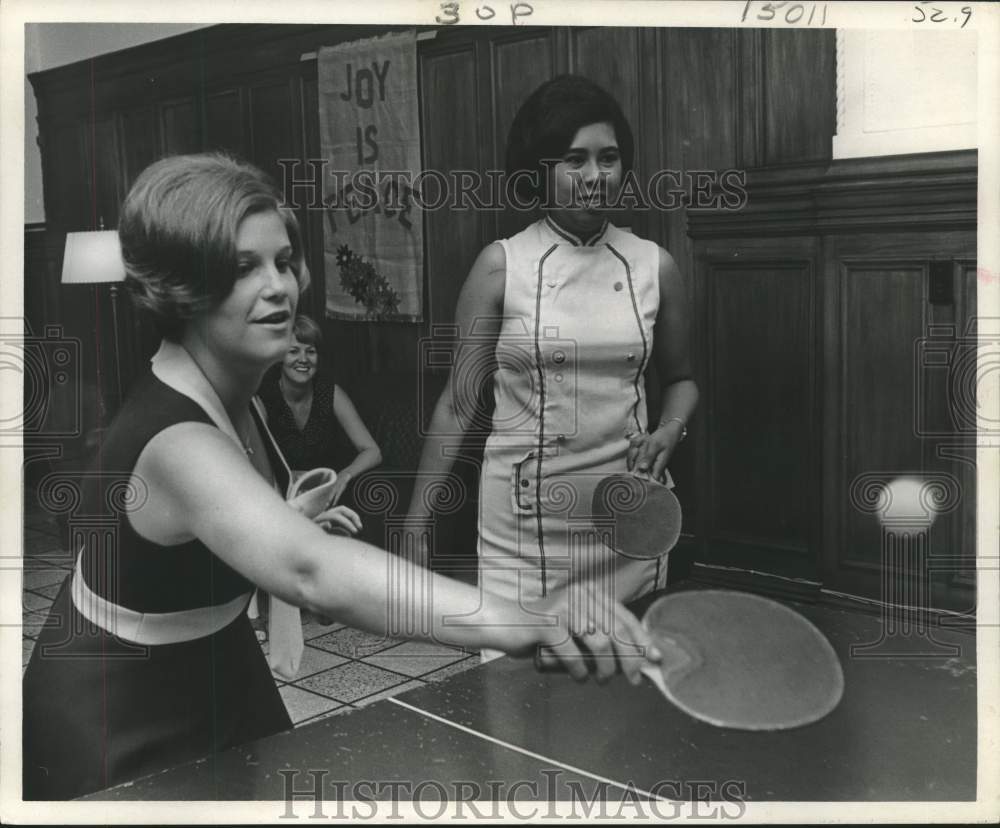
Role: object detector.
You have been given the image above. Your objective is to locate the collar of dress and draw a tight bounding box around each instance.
[149,339,245,453]
[543,215,610,247]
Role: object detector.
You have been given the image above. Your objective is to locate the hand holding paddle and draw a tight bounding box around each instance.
[627,418,686,480]
[526,582,661,686]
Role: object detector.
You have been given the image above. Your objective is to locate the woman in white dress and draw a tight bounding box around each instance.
[407,75,698,618]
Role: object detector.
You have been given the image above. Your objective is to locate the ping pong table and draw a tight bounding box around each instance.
[81,593,976,803]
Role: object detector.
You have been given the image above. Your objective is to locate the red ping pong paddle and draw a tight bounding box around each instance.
[591,472,682,560]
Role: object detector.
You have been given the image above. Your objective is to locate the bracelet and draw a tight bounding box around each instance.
[658,416,687,442]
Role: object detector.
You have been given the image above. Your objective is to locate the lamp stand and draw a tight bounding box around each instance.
[109,284,123,410]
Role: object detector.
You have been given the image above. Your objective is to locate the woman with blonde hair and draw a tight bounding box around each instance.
[22,152,657,800]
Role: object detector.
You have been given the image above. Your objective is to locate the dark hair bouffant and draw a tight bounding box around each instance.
[119,153,310,340]
[504,74,635,204]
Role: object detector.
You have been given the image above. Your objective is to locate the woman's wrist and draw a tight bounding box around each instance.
[656,416,688,442]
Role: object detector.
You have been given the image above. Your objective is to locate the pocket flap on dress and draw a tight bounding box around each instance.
[510,450,547,512]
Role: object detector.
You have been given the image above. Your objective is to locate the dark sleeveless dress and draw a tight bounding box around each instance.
[258,374,358,508]
[22,372,292,800]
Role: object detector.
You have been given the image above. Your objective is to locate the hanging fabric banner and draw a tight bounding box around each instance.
[318,31,423,322]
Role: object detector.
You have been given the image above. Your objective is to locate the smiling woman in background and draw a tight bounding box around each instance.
[258,314,381,511]
[21,152,657,800]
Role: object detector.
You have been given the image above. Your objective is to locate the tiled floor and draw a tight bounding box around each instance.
[20,499,478,728]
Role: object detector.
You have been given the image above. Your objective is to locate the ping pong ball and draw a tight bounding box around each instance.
[876,476,938,526]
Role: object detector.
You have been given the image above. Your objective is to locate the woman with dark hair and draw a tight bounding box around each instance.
[22,152,656,800]
[407,75,698,622]
[258,314,381,510]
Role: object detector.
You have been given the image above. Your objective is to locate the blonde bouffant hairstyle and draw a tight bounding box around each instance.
[119,153,310,340]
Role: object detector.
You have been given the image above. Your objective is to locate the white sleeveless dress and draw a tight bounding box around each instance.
[477,216,668,606]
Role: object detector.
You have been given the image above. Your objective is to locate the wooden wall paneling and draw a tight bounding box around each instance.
[760,29,836,166]
[490,30,557,167]
[736,29,763,169]
[204,89,247,156]
[27,116,92,465]
[550,28,571,74]
[699,239,818,578]
[490,30,557,240]
[569,27,640,129]
[81,114,125,229]
[823,230,976,609]
[733,29,836,168]
[23,227,60,341]
[660,27,742,257]
[919,258,977,611]
[819,231,841,589]
[840,260,927,574]
[948,262,978,595]
[38,123,89,232]
[74,114,127,426]
[118,107,161,189]
[22,227,76,443]
[248,75,299,187]
[297,64,327,324]
[113,104,157,397]
[22,225,79,487]
[659,27,742,536]
[634,27,662,247]
[472,36,501,246]
[160,99,200,156]
[420,43,485,330]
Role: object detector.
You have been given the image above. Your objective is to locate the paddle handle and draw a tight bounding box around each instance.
[533,650,621,674]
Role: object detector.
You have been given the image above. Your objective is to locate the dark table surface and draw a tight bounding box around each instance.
[83,595,977,802]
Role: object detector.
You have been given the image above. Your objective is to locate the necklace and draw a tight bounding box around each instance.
[240,420,254,457]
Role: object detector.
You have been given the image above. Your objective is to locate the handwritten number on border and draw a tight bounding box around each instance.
[436,2,534,25]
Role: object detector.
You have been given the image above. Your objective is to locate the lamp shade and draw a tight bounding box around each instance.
[61,230,126,285]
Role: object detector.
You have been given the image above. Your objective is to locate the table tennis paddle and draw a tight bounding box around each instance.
[591,472,682,560]
[640,589,844,730]
[538,588,844,731]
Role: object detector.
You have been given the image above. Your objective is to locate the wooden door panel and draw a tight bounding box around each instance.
[249,79,297,186]
[569,27,641,138]
[39,122,88,231]
[204,89,247,156]
[708,262,814,553]
[161,99,199,156]
[826,229,976,611]
[298,70,326,321]
[420,46,484,328]
[840,262,927,569]
[118,107,160,190]
[760,29,835,165]
[491,32,555,240]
